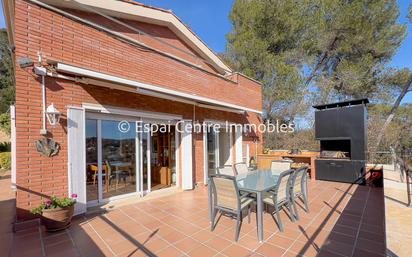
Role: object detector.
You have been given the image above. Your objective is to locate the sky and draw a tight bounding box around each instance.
[1,0,411,103]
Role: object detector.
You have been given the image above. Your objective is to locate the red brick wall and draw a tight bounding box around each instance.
[13,0,263,220]
[14,0,262,111]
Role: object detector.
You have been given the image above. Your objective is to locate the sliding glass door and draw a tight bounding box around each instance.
[101,120,136,199]
[85,115,179,204]
[85,115,138,205]
[205,127,233,183]
[139,122,177,195]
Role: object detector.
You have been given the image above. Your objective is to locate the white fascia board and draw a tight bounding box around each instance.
[55,63,262,114]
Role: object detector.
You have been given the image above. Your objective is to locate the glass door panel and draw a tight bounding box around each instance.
[207,130,217,176]
[150,125,176,191]
[101,120,136,199]
[141,128,149,192]
[85,119,98,202]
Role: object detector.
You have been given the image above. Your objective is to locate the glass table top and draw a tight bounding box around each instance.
[236,169,282,192]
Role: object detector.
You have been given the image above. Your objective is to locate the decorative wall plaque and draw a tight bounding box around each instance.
[35,138,60,157]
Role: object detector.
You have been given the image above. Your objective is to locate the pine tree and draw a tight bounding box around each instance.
[225,0,408,121]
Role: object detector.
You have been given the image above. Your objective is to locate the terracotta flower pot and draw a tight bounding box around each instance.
[41,205,74,232]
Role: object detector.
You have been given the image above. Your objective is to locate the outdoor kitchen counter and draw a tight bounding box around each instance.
[257,151,319,179]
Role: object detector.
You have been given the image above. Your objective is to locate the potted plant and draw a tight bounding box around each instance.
[31,194,77,231]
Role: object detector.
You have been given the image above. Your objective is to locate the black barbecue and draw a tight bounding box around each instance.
[313,98,369,184]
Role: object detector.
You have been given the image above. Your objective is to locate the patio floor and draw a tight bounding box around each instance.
[8,179,385,257]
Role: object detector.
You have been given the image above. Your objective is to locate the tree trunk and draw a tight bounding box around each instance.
[288,36,340,121]
[374,75,412,151]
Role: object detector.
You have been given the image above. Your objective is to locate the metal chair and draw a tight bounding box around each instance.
[262,169,295,232]
[105,160,128,191]
[209,174,254,241]
[234,162,249,175]
[271,160,292,175]
[290,167,309,221]
[217,166,236,176]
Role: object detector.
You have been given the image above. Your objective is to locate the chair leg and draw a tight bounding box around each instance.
[303,193,309,212]
[288,201,295,222]
[211,208,218,231]
[274,204,284,232]
[292,195,300,221]
[248,206,251,224]
[235,212,242,241]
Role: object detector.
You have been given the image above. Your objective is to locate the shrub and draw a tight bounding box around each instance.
[0,142,11,152]
[0,113,11,136]
[0,152,11,170]
[31,194,77,215]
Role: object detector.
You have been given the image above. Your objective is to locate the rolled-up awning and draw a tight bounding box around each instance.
[48,62,262,114]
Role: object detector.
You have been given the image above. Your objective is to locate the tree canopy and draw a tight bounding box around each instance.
[225,0,409,121]
[0,29,14,114]
[0,29,14,136]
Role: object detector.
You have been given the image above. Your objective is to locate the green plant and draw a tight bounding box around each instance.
[0,113,11,136]
[0,152,11,170]
[31,195,77,215]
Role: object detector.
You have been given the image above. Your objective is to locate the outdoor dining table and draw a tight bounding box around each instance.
[208,168,282,242]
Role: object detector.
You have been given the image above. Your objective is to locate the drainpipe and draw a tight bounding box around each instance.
[34,65,48,135]
[192,104,196,187]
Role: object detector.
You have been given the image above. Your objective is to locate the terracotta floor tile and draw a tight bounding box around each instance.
[175,223,202,235]
[44,240,78,257]
[354,238,386,255]
[352,247,385,257]
[156,246,184,257]
[6,180,388,257]
[187,244,218,257]
[42,232,71,246]
[255,243,285,257]
[109,239,137,254]
[100,231,126,246]
[289,240,320,257]
[143,237,170,253]
[222,243,251,257]
[320,240,354,257]
[192,229,217,242]
[204,235,233,252]
[173,237,203,253]
[266,234,295,250]
[117,248,149,257]
[278,227,302,240]
[329,224,358,237]
[10,247,43,257]
[236,234,262,251]
[162,230,187,244]
[317,249,347,257]
[142,220,162,230]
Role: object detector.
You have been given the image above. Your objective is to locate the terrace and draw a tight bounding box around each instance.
[4,178,385,257]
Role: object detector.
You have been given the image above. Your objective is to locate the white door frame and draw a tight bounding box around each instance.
[67,107,87,214]
[181,120,193,190]
[203,129,222,185]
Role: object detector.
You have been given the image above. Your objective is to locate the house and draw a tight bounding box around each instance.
[2,0,263,220]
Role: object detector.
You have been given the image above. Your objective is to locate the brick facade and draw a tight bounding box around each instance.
[12,0,263,220]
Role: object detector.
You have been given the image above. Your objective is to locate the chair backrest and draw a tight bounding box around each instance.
[271,161,291,172]
[274,169,294,202]
[210,174,240,211]
[291,167,308,195]
[218,166,236,176]
[105,160,112,176]
[234,162,248,175]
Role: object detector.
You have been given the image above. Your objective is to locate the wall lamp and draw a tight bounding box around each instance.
[45,103,61,127]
